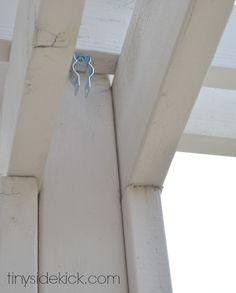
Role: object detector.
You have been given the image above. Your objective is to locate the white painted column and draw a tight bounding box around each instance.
[122,186,172,293]
[39,75,128,293]
[0,176,38,292]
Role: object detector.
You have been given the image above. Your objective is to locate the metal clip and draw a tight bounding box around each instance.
[70,53,94,97]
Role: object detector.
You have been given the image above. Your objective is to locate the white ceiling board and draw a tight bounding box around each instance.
[77,0,135,54]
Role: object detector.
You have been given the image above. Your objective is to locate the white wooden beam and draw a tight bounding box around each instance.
[178,87,236,157]
[39,75,128,292]
[3,42,236,80]
[112,0,234,188]
[0,42,118,76]
[1,2,236,79]
[0,176,38,293]
[122,185,172,293]
[0,0,85,180]
[204,66,236,90]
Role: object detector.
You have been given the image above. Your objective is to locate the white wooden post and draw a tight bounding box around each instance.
[39,75,128,293]
[0,176,38,292]
[122,186,172,293]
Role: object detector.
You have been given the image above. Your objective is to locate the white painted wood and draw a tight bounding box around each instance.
[39,75,128,293]
[178,87,236,157]
[204,66,236,90]
[0,0,85,180]
[0,0,134,55]
[0,0,134,75]
[77,0,134,54]
[2,1,236,78]
[0,0,18,40]
[122,185,172,293]
[0,176,38,292]
[113,0,234,188]
[2,0,236,72]
[0,42,118,74]
[4,42,236,79]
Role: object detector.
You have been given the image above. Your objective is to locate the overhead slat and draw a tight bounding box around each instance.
[178,87,236,157]
[112,0,234,188]
[0,0,134,56]
[0,0,85,180]
[1,2,236,80]
[204,66,236,90]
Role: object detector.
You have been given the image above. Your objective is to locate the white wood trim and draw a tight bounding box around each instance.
[0,0,85,180]
[112,0,234,188]
[122,185,172,293]
[0,176,38,293]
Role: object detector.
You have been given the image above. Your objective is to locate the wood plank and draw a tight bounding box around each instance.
[122,185,172,293]
[1,2,236,78]
[0,176,38,293]
[112,0,234,188]
[178,87,236,157]
[77,0,134,54]
[0,0,134,55]
[0,0,85,180]
[204,66,236,90]
[39,75,128,293]
[0,0,134,76]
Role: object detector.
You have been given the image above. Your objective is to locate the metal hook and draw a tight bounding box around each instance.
[70,53,94,97]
